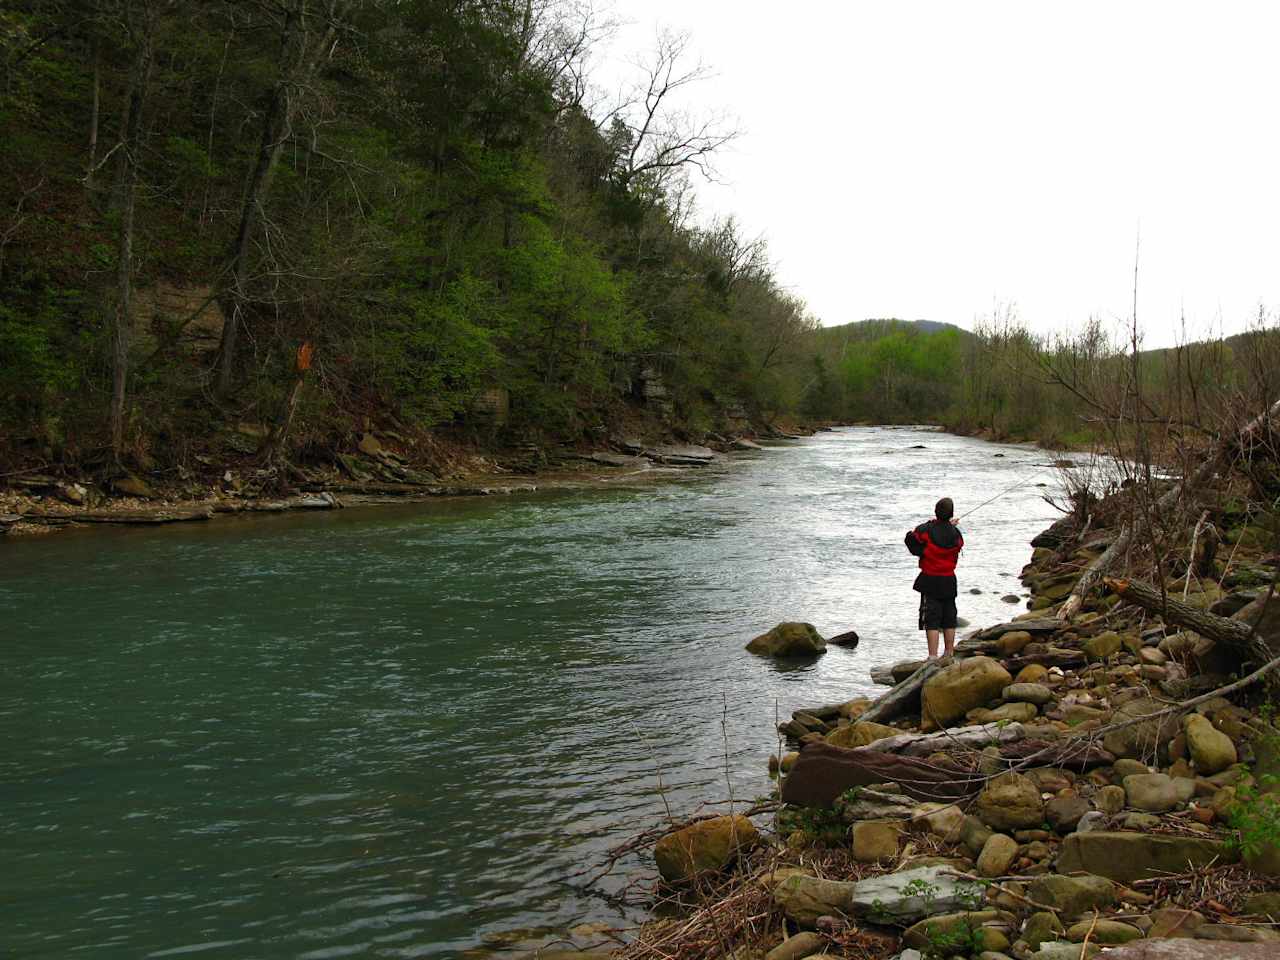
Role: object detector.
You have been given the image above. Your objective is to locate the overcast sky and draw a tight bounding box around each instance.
[594,1,1280,347]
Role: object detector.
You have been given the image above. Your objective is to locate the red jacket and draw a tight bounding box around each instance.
[905,519,963,595]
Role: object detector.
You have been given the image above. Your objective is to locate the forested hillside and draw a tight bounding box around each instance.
[0,0,822,475]
[3,1,1279,484]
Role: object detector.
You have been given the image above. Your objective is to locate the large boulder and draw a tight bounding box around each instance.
[921,657,1012,732]
[974,771,1044,830]
[746,622,826,657]
[654,815,757,883]
[1057,831,1236,883]
[1183,714,1237,774]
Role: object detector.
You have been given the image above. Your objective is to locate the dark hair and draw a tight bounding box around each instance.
[935,497,954,520]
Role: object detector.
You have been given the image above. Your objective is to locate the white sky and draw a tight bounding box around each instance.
[595,1,1280,347]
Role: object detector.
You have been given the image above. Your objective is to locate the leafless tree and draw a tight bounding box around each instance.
[214,0,349,397]
[605,29,738,187]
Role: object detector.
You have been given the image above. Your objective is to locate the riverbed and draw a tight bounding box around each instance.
[1,427,1073,958]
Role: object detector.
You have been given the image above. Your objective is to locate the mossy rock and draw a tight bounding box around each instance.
[654,815,758,883]
[745,622,826,657]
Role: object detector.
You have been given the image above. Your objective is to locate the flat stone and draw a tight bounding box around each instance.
[968,702,1039,724]
[1195,924,1280,942]
[773,874,858,927]
[1026,873,1116,915]
[1243,892,1280,918]
[1148,908,1204,938]
[1092,941,1280,958]
[1056,831,1236,883]
[1003,683,1054,705]
[846,865,989,923]
[1066,919,1142,943]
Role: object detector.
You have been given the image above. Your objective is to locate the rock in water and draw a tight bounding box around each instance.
[920,656,1012,731]
[745,622,826,657]
[653,814,757,883]
[827,629,859,648]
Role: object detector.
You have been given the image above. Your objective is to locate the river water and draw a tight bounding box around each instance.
[1,427,1071,959]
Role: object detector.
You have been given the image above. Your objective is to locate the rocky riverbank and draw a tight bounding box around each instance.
[0,423,824,540]
[522,475,1280,960]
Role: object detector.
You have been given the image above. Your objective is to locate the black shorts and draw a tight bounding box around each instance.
[919,593,958,631]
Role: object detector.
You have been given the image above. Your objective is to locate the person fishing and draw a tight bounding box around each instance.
[904,497,964,659]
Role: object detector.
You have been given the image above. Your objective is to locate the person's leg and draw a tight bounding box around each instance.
[942,627,955,656]
[926,629,940,658]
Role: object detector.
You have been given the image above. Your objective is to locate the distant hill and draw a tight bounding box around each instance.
[815,318,970,344]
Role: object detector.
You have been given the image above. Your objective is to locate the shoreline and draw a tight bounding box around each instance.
[545,481,1280,960]
[0,425,832,542]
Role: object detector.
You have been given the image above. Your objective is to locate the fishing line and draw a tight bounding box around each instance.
[956,466,1056,521]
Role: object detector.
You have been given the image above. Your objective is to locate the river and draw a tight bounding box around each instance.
[1,427,1071,959]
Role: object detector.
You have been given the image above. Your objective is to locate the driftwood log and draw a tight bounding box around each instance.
[781,740,986,806]
[1105,576,1276,669]
[14,507,214,525]
[858,660,945,725]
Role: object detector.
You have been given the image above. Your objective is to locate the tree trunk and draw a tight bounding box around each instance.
[214,0,343,396]
[1105,576,1274,668]
[86,35,101,192]
[108,4,157,466]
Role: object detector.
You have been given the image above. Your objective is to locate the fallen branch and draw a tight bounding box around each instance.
[1106,576,1273,667]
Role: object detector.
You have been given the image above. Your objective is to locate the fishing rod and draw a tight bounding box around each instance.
[955,467,1056,522]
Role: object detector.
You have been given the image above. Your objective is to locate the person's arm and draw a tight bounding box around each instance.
[905,528,925,557]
